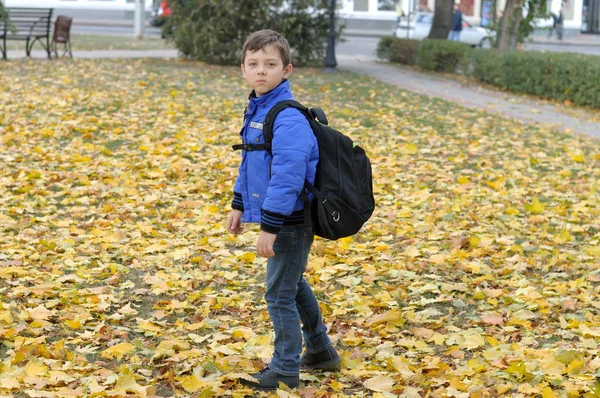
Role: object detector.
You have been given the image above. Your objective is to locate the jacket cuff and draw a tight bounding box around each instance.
[232,192,244,212]
[260,209,286,234]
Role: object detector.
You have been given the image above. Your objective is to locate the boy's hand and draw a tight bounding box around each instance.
[257,231,277,258]
[228,210,244,235]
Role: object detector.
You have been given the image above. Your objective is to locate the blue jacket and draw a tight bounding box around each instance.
[451,10,463,31]
[232,80,319,234]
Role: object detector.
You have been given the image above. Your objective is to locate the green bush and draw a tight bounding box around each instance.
[376,36,395,60]
[416,39,472,73]
[471,49,600,108]
[389,39,420,65]
[167,0,340,66]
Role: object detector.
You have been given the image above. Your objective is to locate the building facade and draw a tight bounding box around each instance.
[2,0,598,33]
[339,0,597,32]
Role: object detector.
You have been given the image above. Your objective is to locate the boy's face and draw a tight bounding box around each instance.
[241,45,292,97]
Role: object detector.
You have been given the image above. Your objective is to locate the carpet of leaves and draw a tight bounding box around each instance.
[1,58,600,398]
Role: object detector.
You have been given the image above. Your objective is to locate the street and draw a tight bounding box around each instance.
[337,35,600,57]
[73,24,600,57]
[72,25,163,38]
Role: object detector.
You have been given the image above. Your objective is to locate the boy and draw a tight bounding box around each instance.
[227,29,341,390]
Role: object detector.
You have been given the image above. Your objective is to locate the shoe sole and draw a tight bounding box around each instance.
[242,382,299,391]
[300,356,342,370]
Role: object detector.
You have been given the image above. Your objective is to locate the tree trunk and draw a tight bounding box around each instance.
[497,0,524,49]
[428,0,454,39]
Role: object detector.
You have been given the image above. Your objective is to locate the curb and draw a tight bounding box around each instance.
[527,38,600,47]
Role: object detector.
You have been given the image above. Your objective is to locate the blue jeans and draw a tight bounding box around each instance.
[265,225,332,376]
[449,30,461,41]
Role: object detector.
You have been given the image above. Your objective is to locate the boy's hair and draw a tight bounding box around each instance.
[241,29,292,66]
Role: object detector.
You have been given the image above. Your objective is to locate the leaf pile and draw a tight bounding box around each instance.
[0,58,599,397]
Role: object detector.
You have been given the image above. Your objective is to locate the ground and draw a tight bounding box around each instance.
[4,34,176,52]
[0,58,599,397]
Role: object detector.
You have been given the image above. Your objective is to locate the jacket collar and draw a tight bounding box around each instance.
[248,79,292,109]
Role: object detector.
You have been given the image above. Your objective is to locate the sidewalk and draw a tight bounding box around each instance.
[5,49,599,140]
[343,28,600,46]
[337,55,600,139]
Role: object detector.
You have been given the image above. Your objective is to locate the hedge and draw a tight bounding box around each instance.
[377,36,600,108]
[471,49,600,108]
[389,39,421,65]
[416,39,472,73]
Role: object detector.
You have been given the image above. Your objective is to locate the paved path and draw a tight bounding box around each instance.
[4,49,179,59]
[5,49,599,139]
[337,55,600,139]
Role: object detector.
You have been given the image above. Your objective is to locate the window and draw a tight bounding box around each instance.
[378,0,395,10]
[354,0,369,11]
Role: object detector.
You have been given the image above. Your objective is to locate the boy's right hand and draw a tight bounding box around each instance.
[227,210,244,235]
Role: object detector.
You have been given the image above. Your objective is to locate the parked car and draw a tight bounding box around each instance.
[151,0,171,27]
[395,13,494,48]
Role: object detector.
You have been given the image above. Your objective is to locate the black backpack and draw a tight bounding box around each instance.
[261,100,375,240]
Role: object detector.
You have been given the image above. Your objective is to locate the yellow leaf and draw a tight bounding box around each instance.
[366,309,404,327]
[525,197,545,214]
[0,310,13,324]
[341,355,362,369]
[567,357,584,376]
[138,320,163,333]
[115,369,147,397]
[181,375,207,392]
[101,342,136,360]
[505,207,520,215]
[541,355,565,378]
[404,143,418,154]
[457,176,469,184]
[585,246,600,257]
[24,359,48,376]
[363,375,395,393]
[232,329,252,340]
[404,246,421,258]
[206,205,219,214]
[29,305,54,320]
[64,319,82,330]
[238,252,256,264]
[496,384,513,394]
[330,379,344,392]
[0,376,20,389]
[571,154,584,163]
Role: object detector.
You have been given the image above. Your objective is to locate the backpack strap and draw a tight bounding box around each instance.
[231,143,271,151]
[262,100,312,154]
[263,100,316,230]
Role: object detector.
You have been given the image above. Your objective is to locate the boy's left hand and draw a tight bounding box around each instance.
[257,231,277,258]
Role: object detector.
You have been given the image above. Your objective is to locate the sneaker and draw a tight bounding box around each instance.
[240,367,299,391]
[300,346,341,370]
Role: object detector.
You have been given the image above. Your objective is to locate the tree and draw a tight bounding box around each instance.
[167,0,342,66]
[0,1,15,33]
[0,1,8,24]
[428,0,454,39]
[495,0,548,49]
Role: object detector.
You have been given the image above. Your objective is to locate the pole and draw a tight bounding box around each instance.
[324,0,337,72]
[134,0,145,39]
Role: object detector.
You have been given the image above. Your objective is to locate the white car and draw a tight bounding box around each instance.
[395,13,494,48]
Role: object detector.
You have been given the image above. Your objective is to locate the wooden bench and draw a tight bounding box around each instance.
[1,8,54,60]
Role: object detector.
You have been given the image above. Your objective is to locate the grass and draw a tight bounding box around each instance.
[0,58,599,397]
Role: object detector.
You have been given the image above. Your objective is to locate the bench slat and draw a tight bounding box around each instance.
[1,7,54,59]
